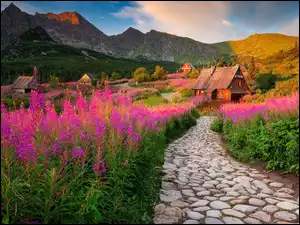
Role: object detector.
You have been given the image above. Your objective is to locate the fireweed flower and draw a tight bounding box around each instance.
[94,121,106,138]
[72,147,84,159]
[93,160,106,176]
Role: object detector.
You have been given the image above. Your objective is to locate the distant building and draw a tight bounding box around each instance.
[11,66,41,93]
[77,73,95,85]
[181,62,195,73]
[192,64,251,101]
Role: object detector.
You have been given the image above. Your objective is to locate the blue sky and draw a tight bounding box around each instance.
[1,1,299,43]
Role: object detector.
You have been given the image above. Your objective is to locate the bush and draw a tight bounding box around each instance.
[255,73,278,93]
[49,75,59,88]
[111,72,121,81]
[171,92,182,103]
[187,69,199,78]
[180,88,193,98]
[2,97,29,110]
[211,118,223,133]
[150,66,167,81]
[216,116,299,174]
[133,67,150,83]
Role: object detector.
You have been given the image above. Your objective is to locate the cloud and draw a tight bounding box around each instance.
[1,1,43,15]
[112,1,299,43]
[278,17,299,36]
[222,20,232,27]
[100,16,105,19]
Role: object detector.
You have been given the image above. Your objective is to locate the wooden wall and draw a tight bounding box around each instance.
[217,89,231,101]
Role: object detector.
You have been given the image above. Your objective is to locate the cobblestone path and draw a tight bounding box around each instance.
[154,116,299,224]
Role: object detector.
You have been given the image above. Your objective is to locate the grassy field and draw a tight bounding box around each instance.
[135,95,168,107]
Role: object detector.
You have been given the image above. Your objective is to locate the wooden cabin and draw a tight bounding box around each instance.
[181,62,195,73]
[192,65,251,101]
[11,66,41,93]
[77,73,95,86]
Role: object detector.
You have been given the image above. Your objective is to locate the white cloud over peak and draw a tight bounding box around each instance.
[222,20,232,27]
[112,1,299,43]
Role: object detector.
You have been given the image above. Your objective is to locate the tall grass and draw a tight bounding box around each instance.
[1,90,206,224]
[212,92,299,174]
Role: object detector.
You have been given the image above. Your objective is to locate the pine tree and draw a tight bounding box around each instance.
[248,57,257,80]
[217,56,225,67]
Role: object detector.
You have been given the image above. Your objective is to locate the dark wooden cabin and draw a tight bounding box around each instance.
[192,65,251,101]
[11,66,42,93]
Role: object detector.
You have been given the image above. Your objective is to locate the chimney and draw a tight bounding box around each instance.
[210,66,216,75]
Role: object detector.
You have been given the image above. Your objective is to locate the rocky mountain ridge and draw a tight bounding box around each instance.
[1,3,298,65]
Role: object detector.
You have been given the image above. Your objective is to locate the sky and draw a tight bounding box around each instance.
[1,1,299,43]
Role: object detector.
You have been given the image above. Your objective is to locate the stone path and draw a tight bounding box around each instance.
[154,116,299,224]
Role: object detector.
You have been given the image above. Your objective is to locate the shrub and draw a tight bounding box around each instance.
[187,69,199,78]
[180,88,193,98]
[215,114,299,174]
[133,67,150,83]
[2,97,29,110]
[255,73,278,93]
[171,92,182,103]
[49,75,59,88]
[151,66,167,81]
[211,118,223,133]
[111,72,121,81]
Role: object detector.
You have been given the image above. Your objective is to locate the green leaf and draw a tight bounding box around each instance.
[2,216,9,224]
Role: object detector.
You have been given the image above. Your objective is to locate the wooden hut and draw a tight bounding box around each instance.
[192,64,251,101]
[181,62,195,73]
[11,66,41,93]
[77,73,95,86]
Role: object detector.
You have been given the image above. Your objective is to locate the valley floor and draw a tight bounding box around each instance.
[154,116,299,224]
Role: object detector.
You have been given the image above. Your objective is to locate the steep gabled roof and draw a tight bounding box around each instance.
[192,65,249,92]
[205,66,240,92]
[86,73,95,79]
[192,68,211,90]
[181,62,195,70]
[11,76,33,89]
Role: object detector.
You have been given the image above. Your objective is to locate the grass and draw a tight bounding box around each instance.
[135,95,168,107]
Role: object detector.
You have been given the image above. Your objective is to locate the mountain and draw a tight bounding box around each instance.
[1,3,108,52]
[1,26,180,85]
[214,33,299,59]
[1,3,299,65]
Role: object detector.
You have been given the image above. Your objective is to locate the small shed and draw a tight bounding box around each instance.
[11,66,41,93]
[181,62,195,73]
[77,73,95,85]
[11,76,34,93]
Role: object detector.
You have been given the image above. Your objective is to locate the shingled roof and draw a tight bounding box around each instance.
[192,65,246,92]
[181,62,195,70]
[11,76,33,89]
[192,68,212,90]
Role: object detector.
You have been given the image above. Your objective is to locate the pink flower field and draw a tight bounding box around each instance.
[168,78,198,90]
[219,92,299,123]
[1,90,207,164]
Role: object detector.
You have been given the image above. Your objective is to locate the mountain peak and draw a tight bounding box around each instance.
[123,27,143,35]
[19,26,55,42]
[3,3,22,13]
[45,11,81,24]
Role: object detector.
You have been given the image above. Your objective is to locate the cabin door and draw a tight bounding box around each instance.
[231,93,243,102]
[212,89,217,100]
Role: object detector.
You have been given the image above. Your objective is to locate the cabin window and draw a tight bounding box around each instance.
[238,80,242,87]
